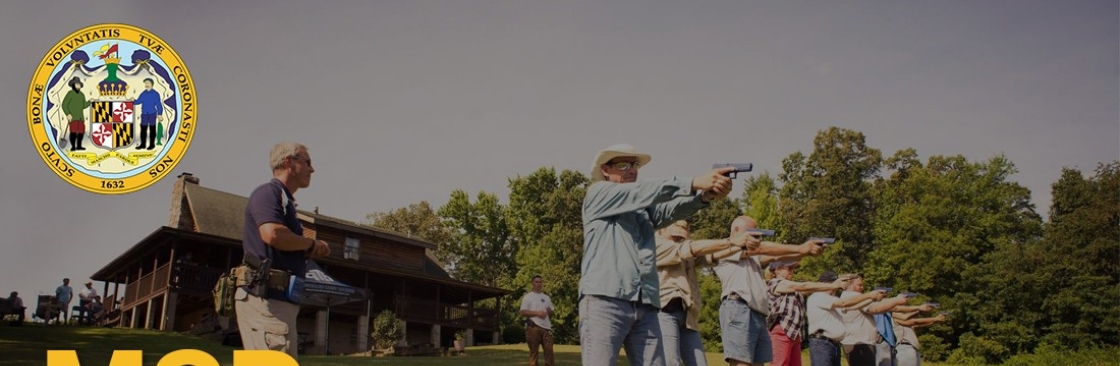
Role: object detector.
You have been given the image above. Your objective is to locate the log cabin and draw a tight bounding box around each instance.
[89,173,510,355]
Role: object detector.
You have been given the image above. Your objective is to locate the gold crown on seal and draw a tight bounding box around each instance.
[98,83,129,97]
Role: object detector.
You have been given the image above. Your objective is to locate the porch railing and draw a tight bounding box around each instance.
[394,295,498,331]
[122,263,172,307]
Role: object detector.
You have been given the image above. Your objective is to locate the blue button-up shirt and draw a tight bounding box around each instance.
[579,177,708,307]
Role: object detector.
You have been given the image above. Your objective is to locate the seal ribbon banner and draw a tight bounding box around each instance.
[26,23,196,194]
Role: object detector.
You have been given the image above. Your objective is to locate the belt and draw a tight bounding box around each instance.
[809,331,836,342]
[725,292,746,303]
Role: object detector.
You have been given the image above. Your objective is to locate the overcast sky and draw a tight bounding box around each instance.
[1,0,1116,303]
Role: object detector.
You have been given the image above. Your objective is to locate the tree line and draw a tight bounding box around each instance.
[366,127,1119,364]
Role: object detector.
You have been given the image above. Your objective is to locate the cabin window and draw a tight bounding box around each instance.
[344,237,360,260]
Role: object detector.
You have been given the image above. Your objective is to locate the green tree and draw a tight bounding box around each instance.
[505,167,589,344]
[688,197,743,241]
[865,153,1043,359]
[778,127,883,274]
[741,172,780,230]
[437,190,513,287]
[866,153,1041,294]
[366,200,452,247]
[1037,162,1120,349]
[967,162,1120,359]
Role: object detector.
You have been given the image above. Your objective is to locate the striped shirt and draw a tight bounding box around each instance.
[767,278,806,340]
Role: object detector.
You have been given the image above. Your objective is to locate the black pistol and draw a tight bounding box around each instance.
[712,163,753,179]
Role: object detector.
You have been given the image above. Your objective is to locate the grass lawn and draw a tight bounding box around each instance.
[0,323,953,366]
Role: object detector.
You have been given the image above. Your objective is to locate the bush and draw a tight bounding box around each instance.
[917,334,950,362]
[947,332,1009,365]
[502,324,525,344]
[1002,346,1120,366]
[370,310,402,351]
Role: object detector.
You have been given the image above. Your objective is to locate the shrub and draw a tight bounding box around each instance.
[1002,346,1120,366]
[370,310,402,351]
[917,334,950,362]
[947,332,1009,365]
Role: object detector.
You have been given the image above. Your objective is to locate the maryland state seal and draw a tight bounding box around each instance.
[27,23,196,194]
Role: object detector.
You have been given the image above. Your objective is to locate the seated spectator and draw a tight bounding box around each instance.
[6,292,26,325]
[85,296,104,324]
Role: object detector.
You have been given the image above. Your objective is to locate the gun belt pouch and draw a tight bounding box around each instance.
[265,269,304,303]
[213,268,239,317]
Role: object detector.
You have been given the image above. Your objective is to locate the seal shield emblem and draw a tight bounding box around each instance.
[26,23,196,194]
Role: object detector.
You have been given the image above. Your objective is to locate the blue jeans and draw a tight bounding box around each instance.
[657,307,708,366]
[579,295,666,366]
[809,337,841,366]
[719,297,772,364]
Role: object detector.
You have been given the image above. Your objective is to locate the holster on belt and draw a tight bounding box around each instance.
[238,254,273,298]
[238,253,303,303]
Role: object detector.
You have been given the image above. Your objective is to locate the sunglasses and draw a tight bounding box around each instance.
[607,162,641,171]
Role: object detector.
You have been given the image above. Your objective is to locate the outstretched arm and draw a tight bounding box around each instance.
[776,278,849,295]
[866,296,910,314]
[896,315,945,328]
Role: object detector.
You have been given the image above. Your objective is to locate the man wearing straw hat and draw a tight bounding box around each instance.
[578,143,737,366]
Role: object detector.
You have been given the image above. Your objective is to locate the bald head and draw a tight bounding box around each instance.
[730,216,758,235]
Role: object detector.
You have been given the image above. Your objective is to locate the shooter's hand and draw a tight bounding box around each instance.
[730,230,762,250]
[694,168,734,198]
[799,239,825,256]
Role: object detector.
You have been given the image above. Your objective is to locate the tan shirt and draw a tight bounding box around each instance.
[715,253,770,316]
[655,237,717,331]
[893,319,921,349]
[840,290,882,345]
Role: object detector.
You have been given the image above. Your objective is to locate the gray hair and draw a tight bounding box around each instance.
[270,142,306,171]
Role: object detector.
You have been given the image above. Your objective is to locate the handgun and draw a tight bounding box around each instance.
[242,254,272,297]
[901,292,918,299]
[810,237,836,246]
[839,273,860,280]
[713,163,753,179]
[926,302,941,309]
[746,228,775,236]
[874,287,893,294]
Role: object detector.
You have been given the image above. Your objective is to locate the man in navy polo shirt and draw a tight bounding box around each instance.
[236,141,331,358]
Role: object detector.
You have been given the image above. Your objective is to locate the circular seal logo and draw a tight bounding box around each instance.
[27,23,196,194]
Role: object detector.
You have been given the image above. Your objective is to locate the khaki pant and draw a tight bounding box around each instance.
[526,322,554,366]
[235,287,300,359]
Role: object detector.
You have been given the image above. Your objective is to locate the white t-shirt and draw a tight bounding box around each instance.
[840,290,881,345]
[806,292,847,342]
[80,287,99,301]
[714,255,770,315]
[520,291,553,330]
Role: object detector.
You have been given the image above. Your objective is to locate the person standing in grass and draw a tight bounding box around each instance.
[520,275,556,366]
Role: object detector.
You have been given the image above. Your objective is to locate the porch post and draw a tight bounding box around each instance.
[398,320,408,347]
[160,291,177,331]
[357,314,369,351]
[431,324,441,348]
[467,290,473,345]
[316,309,328,355]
